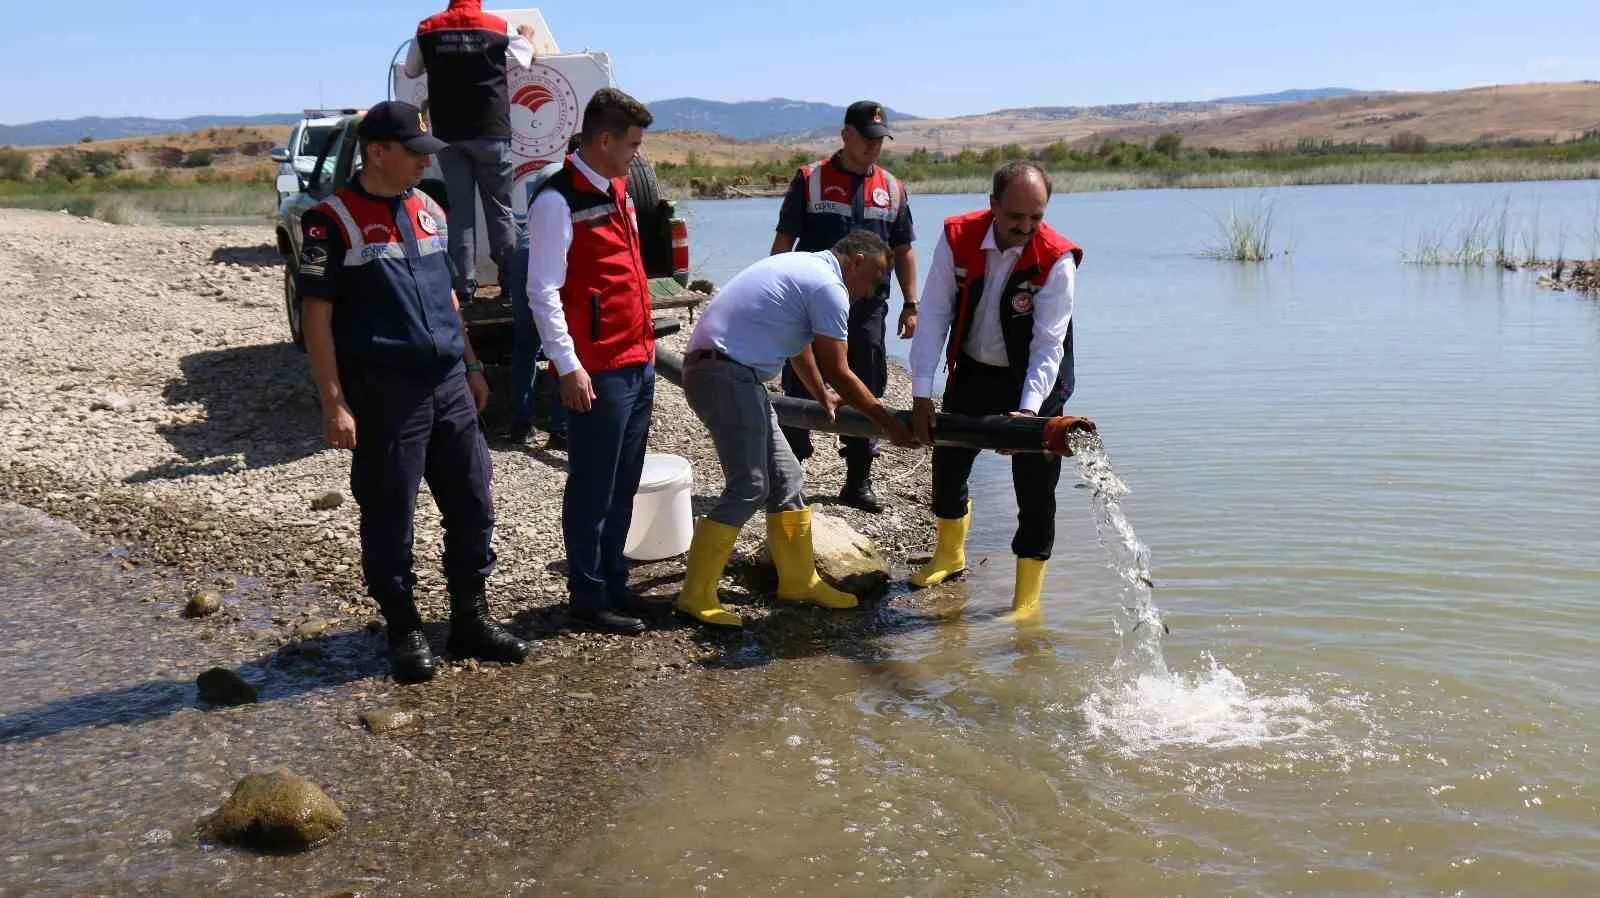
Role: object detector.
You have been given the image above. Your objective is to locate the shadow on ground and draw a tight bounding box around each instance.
[127,342,323,483]
[210,244,282,269]
[0,623,387,746]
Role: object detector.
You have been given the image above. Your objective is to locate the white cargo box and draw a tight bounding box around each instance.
[391,9,618,281]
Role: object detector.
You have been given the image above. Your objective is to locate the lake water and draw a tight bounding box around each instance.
[6,180,1599,896]
[550,181,1600,895]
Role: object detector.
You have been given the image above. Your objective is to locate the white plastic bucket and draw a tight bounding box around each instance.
[623,453,693,561]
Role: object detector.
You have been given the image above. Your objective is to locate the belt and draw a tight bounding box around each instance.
[686,349,739,365]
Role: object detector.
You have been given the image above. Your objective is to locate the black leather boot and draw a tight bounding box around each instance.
[839,455,884,514]
[378,597,437,684]
[388,630,438,684]
[446,583,530,664]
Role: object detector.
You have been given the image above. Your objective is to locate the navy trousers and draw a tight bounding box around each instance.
[562,362,654,612]
[780,295,888,462]
[346,364,495,622]
[506,243,568,434]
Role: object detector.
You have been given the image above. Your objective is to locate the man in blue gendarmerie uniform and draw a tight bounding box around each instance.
[297,100,529,684]
[772,100,919,514]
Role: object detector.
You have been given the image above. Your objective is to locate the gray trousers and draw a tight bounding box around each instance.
[683,356,806,528]
[437,138,517,297]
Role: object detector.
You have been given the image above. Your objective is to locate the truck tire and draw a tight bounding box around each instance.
[628,156,672,278]
[284,264,305,350]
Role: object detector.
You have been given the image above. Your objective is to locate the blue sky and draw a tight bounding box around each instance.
[0,0,1594,124]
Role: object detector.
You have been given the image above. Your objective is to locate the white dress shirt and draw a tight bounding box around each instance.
[525,153,632,376]
[908,224,1077,414]
[403,31,535,77]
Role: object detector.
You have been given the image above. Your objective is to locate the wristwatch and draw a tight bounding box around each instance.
[465,361,484,374]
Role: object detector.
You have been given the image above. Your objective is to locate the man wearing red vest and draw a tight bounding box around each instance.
[772,101,918,514]
[905,162,1083,619]
[525,89,658,635]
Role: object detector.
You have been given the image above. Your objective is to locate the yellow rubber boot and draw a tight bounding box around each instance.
[673,519,744,629]
[767,509,858,610]
[909,504,972,588]
[1009,558,1047,622]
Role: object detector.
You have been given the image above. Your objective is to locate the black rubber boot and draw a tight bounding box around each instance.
[839,455,884,514]
[446,584,529,664]
[379,598,437,684]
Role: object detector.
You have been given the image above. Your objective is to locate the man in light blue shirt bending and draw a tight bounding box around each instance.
[675,230,917,629]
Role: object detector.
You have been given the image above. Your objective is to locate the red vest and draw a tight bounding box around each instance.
[415,0,513,141]
[316,185,462,371]
[537,158,654,373]
[944,209,1083,400]
[797,156,904,248]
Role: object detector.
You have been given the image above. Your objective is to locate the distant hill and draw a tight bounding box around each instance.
[1210,88,1366,106]
[0,114,302,147]
[646,98,918,141]
[1085,82,1600,151]
[817,101,1250,153]
[9,82,1597,163]
[3,101,915,148]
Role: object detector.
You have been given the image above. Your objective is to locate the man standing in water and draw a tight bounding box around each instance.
[298,101,529,683]
[771,101,919,513]
[674,231,918,629]
[906,161,1083,619]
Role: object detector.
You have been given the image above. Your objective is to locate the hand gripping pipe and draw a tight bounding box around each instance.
[655,347,1097,456]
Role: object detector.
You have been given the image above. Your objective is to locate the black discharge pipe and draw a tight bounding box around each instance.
[655,347,1095,455]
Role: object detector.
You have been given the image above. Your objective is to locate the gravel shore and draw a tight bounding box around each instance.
[0,208,945,887]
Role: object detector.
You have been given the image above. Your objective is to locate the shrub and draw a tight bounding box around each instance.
[39,151,86,182]
[79,150,125,179]
[0,146,29,181]
[1389,131,1429,154]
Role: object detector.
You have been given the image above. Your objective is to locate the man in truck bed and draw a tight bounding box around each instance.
[406,0,539,303]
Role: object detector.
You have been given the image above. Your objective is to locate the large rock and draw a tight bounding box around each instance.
[360,709,416,734]
[202,769,346,852]
[196,667,257,706]
[760,512,889,597]
[184,589,222,619]
[310,491,344,511]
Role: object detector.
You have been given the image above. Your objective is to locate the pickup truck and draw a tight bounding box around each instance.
[268,109,350,206]
[272,112,702,363]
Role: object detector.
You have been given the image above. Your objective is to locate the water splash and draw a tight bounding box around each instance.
[1081,655,1323,753]
[1068,431,1317,754]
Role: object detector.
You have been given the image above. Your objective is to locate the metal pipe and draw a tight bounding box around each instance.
[655,347,1094,455]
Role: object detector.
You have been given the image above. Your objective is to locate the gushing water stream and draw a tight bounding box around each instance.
[1067,430,1166,677]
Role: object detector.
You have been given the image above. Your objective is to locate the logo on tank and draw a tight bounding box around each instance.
[507,64,580,162]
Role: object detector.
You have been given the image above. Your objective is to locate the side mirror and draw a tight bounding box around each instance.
[270,147,291,164]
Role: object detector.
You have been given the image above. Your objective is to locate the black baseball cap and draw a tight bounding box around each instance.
[844,100,893,140]
[358,100,448,154]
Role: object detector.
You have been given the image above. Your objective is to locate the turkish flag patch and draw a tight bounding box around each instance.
[307,224,327,240]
